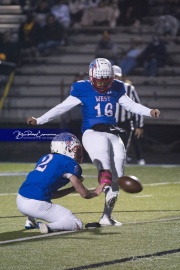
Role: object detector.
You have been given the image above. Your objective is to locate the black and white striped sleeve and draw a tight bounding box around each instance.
[118,83,148,127]
[131,85,144,128]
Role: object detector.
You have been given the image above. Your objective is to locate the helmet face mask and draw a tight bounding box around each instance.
[71,145,83,164]
[50,133,83,163]
[89,58,114,93]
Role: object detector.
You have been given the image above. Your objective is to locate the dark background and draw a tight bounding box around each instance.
[1,122,180,165]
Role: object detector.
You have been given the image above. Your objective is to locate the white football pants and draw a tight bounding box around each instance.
[16,194,83,231]
[82,129,126,192]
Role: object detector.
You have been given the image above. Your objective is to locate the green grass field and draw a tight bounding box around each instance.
[0,163,180,270]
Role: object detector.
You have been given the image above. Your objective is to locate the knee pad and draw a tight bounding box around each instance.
[98,170,112,185]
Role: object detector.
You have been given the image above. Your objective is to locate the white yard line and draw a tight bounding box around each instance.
[0,230,75,245]
[1,161,180,177]
[0,172,28,176]
[133,195,153,198]
[0,181,179,196]
[0,173,97,177]
[125,217,180,225]
[0,216,180,245]
[144,182,180,186]
[0,193,17,196]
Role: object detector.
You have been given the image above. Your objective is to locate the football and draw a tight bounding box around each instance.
[118,175,143,193]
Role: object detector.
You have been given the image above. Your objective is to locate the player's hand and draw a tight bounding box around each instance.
[135,128,143,138]
[27,117,37,125]
[150,109,160,118]
[94,184,106,196]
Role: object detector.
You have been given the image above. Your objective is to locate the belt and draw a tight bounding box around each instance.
[91,123,126,135]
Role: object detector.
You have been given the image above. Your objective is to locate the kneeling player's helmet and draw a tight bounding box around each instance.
[89,58,114,93]
[51,132,83,163]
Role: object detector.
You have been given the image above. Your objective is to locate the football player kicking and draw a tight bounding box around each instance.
[16,133,106,234]
[27,58,160,226]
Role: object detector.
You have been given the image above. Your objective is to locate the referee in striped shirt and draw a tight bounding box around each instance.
[113,65,145,165]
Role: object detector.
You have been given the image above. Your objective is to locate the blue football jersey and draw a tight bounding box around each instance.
[18,153,82,202]
[70,80,126,132]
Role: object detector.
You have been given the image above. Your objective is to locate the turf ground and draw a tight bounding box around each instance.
[0,162,180,270]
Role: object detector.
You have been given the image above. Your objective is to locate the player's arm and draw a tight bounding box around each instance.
[133,91,144,138]
[51,186,76,199]
[51,175,85,199]
[69,175,106,199]
[119,94,160,118]
[27,95,81,125]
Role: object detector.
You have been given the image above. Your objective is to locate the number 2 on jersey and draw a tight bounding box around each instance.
[35,154,53,172]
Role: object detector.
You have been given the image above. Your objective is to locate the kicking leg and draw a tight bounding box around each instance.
[83,130,125,226]
[100,134,125,226]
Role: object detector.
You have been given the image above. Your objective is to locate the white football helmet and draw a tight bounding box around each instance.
[113,65,122,78]
[89,58,114,93]
[50,132,83,163]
